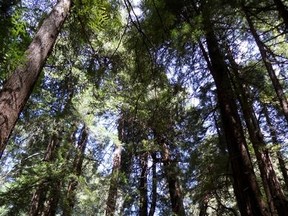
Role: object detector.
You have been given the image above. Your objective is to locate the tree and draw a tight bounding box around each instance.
[64,125,88,216]
[1,0,288,215]
[242,3,288,124]
[262,103,288,190]
[190,3,268,214]
[139,152,148,216]
[106,145,122,216]
[203,26,268,216]
[226,46,288,215]
[0,0,72,158]
[29,133,61,216]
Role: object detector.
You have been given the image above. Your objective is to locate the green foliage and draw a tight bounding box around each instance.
[0,4,30,81]
[1,0,288,215]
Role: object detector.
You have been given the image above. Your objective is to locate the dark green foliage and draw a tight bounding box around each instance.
[0,1,30,82]
[1,0,288,215]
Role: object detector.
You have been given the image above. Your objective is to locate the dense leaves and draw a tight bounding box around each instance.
[0,0,288,215]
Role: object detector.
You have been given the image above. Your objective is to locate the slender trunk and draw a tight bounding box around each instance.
[64,126,88,216]
[243,6,288,124]
[213,111,239,215]
[263,104,288,190]
[29,134,60,216]
[199,194,209,216]
[0,0,72,158]
[139,153,148,216]
[212,110,227,155]
[42,180,61,216]
[277,151,288,191]
[29,184,47,216]
[148,153,157,216]
[227,49,288,216]
[161,141,186,216]
[105,145,122,216]
[201,18,269,215]
[117,112,134,215]
[273,0,288,30]
[231,68,276,215]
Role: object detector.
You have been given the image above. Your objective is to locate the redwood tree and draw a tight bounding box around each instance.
[0,0,72,158]
[199,9,269,215]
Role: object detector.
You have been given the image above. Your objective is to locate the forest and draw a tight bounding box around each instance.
[0,0,288,215]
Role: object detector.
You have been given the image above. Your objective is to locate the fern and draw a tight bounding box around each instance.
[98,6,110,26]
[75,0,111,31]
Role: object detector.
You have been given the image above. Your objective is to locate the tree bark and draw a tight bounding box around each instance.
[42,180,61,216]
[161,141,186,216]
[201,16,269,215]
[0,0,72,158]
[243,5,288,124]
[227,49,288,216]
[199,194,209,216]
[106,145,122,216]
[29,134,60,216]
[148,153,157,216]
[29,184,47,216]
[64,126,88,216]
[263,104,288,190]
[139,153,148,216]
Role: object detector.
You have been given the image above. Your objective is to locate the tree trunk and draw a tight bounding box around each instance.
[263,104,288,190]
[201,17,269,215]
[29,134,60,216]
[29,184,47,216]
[161,141,186,216]
[227,49,288,216]
[243,5,288,124]
[42,180,61,216]
[0,0,72,158]
[106,145,122,216]
[64,126,88,216]
[139,153,148,216]
[148,153,157,216]
[199,194,209,216]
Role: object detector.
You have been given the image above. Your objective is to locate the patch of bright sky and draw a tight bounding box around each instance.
[235,39,281,76]
[121,0,143,21]
[22,0,57,14]
[131,0,143,16]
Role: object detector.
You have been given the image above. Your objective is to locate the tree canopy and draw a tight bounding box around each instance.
[0,0,288,215]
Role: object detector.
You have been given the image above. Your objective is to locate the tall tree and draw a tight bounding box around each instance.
[0,0,72,158]
[148,153,157,216]
[160,140,186,216]
[64,125,88,216]
[2,0,288,214]
[226,47,288,215]
[105,145,122,216]
[199,10,269,216]
[29,133,61,216]
[242,4,288,123]
[139,153,148,216]
[262,103,288,190]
